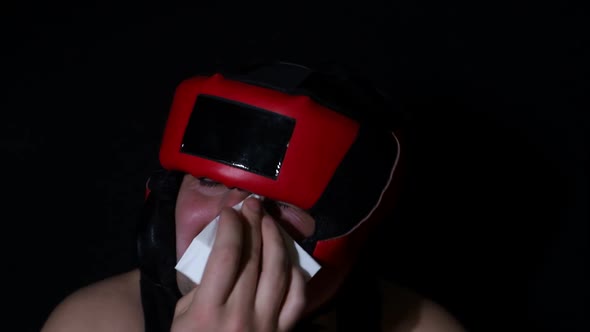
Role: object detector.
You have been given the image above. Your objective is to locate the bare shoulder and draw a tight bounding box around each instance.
[41,269,144,332]
[380,279,467,332]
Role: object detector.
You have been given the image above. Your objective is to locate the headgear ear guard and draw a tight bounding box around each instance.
[156,60,401,268]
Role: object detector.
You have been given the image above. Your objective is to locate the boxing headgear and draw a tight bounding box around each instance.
[157,61,401,269]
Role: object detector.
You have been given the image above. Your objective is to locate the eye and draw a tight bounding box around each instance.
[276,201,294,210]
[191,177,230,196]
[262,199,290,214]
[198,177,222,187]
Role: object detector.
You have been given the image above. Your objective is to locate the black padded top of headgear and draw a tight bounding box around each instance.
[220,60,395,130]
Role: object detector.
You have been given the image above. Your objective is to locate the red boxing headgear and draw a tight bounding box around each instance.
[159,61,401,270]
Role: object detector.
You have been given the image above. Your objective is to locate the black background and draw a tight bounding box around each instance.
[2,2,588,332]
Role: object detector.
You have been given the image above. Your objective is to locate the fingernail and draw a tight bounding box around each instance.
[244,196,261,214]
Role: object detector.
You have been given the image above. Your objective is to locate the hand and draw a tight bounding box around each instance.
[171,197,307,332]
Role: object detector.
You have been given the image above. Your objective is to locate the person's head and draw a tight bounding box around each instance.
[139,60,402,313]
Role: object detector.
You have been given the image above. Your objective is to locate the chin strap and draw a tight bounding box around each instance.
[137,171,183,332]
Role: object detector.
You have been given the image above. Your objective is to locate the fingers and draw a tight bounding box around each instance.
[226,197,263,308]
[174,287,197,317]
[254,214,291,325]
[176,195,307,331]
[277,267,307,332]
[195,207,244,306]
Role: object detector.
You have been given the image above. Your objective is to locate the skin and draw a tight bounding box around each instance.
[41,174,467,332]
[172,175,310,331]
[173,175,346,320]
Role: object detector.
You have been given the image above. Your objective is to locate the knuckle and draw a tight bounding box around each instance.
[265,250,289,278]
[215,244,241,264]
[193,304,216,321]
[225,316,249,332]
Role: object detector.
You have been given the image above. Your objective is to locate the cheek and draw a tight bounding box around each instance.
[175,194,220,260]
[277,208,316,241]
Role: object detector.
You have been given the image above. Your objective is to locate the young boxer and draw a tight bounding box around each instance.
[42,61,465,332]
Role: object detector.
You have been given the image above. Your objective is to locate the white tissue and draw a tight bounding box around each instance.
[175,195,321,284]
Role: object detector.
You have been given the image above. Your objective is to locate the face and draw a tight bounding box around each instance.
[174,174,316,289]
[174,174,353,314]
